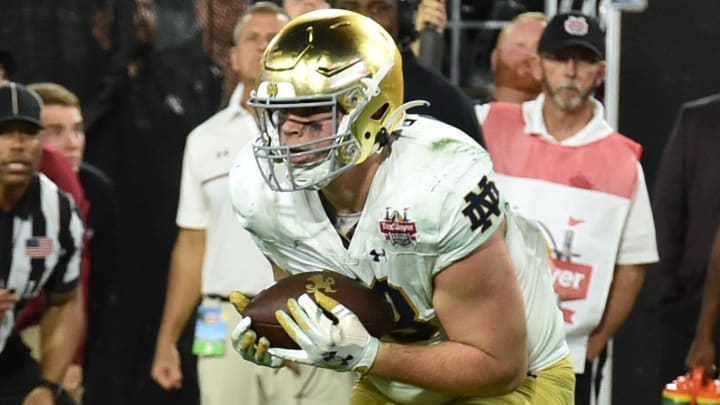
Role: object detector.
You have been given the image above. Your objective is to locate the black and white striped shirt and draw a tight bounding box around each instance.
[0,173,84,351]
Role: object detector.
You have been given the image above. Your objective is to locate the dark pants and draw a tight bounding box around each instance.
[0,335,76,405]
[574,346,608,405]
[83,262,199,405]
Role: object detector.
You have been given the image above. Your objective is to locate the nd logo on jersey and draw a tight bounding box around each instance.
[379,207,417,246]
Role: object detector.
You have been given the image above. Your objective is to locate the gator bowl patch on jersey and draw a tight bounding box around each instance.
[379,207,417,246]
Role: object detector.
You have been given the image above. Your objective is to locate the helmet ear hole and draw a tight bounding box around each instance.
[371,103,390,120]
[364,131,372,140]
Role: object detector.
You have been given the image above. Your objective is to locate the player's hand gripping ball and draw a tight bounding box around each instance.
[229,271,394,371]
[271,290,382,373]
[229,290,286,368]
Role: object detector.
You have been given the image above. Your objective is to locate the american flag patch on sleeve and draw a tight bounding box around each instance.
[25,237,53,258]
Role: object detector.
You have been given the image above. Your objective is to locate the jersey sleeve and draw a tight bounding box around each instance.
[176,131,209,229]
[433,152,507,274]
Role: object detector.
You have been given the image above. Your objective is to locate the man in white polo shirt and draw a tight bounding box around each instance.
[480,11,658,405]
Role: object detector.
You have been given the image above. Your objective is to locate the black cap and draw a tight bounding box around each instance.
[0,82,44,130]
[538,12,605,59]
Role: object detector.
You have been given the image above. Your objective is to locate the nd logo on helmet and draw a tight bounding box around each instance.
[267,82,278,98]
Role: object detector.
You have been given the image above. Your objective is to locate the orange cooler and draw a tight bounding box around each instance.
[697,378,720,405]
[662,373,694,405]
[663,367,720,405]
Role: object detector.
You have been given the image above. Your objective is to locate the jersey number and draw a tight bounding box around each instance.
[371,278,437,342]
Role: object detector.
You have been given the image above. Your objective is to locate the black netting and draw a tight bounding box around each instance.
[0,0,251,107]
[0,0,134,105]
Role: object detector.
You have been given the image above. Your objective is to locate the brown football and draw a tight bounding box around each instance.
[243,271,395,349]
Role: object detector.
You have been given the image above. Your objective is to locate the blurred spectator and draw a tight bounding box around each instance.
[195,0,247,102]
[29,82,119,405]
[336,0,483,144]
[36,147,88,225]
[83,0,222,403]
[0,82,84,405]
[282,0,330,19]
[474,12,546,131]
[480,12,658,405]
[0,0,134,107]
[2,49,91,404]
[15,141,89,402]
[462,0,535,100]
[488,11,546,103]
[653,93,720,391]
[0,51,89,224]
[411,0,447,72]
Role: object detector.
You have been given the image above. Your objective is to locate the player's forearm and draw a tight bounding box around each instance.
[592,264,645,340]
[156,229,205,344]
[377,223,528,395]
[371,339,527,396]
[40,289,84,383]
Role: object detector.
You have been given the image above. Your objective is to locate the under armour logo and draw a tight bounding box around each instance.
[369,248,386,262]
[462,175,501,232]
[322,351,355,366]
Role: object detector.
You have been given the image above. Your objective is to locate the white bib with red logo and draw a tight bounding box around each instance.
[483,101,644,372]
[497,175,628,371]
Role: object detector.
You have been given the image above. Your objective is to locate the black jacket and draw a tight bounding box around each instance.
[653,93,720,303]
[401,49,484,146]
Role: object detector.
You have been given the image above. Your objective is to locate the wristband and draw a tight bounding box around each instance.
[37,378,64,399]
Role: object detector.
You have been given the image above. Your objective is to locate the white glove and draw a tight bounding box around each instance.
[231,316,286,369]
[270,291,379,374]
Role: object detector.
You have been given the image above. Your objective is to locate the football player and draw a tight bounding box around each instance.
[228,9,574,404]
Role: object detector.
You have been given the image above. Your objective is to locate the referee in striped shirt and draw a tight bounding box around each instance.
[0,82,84,405]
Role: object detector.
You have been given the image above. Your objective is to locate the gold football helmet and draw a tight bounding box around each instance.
[248,9,403,191]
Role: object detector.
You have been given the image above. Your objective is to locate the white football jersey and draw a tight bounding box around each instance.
[229,115,568,404]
